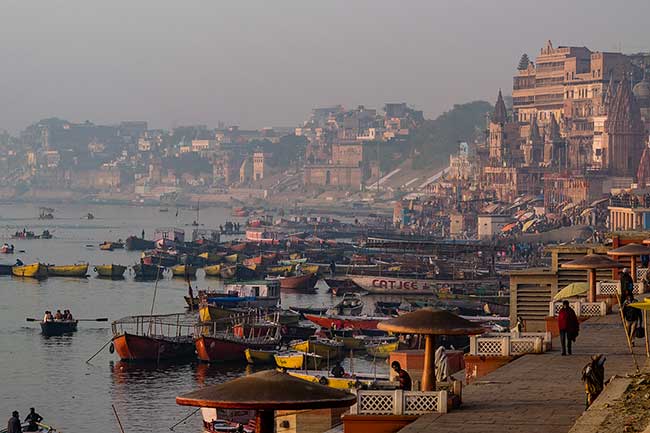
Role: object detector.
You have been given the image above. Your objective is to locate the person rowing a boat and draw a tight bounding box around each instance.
[63,310,73,321]
[43,311,53,322]
[7,411,21,433]
[24,408,43,432]
[54,310,63,321]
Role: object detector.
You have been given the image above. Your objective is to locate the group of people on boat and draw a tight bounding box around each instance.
[7,408,43,432]
[43,310,73,322]
[1,243,15,253]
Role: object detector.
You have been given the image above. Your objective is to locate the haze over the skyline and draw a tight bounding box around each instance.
[1,0,649,132]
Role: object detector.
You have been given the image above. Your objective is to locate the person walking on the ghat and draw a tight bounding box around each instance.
[620,268,634,299]
[558,300,580,356]
[7,411,21,433]
[623,294,641,346]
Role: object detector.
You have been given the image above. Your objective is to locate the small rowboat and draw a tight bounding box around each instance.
[171,264,198,277]
[41,320,78,337]
[47,263,89,277]
[244,348,277,365]
[203,264,222,277]
[95,264,127,279]
[274,351,325,370]
[12,262,48,279]
[290,338,344,360]
[366,340,399,358]
[278,273,317,292]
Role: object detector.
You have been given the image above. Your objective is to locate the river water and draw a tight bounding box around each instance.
[0,203,387,433]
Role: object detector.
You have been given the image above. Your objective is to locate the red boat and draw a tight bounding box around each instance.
[111,314,195,362]
[303,314,388,330]
[278,273,317,292]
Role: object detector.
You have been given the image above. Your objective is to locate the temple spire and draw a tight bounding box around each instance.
[492,89,507,124]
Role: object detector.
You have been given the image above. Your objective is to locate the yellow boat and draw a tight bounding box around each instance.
[224,254,238,263]
[47,263,89,277]
[198,252,222,263]
[265,265,294,275]
[94,264,127,278]
[245,348,277,365]
[12,262,48,279]
[334,335,366,351]
[287,371,366,390]
[301,264,320,275]
[203,264,222,277]
[366,341,399,359]
[290,339,344,360]
[289,253,302,260]
[199,305,240,322]
[171,264,197,277]
[274,352,325,370]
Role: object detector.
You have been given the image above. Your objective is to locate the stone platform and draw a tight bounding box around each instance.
[400,312,647,433]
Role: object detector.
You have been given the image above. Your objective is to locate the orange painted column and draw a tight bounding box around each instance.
[588,269,596,303]
[421,335,436,391]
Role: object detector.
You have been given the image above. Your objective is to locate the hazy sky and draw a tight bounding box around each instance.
[1,0,649,132]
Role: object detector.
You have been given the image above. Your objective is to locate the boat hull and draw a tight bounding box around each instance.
[304,314,386,330]
[171,265,198,277]
[12,263,48,279]
[125,236,156,251]
[47,263,89,277]
[244,348,276,364]
[203,264,222,277]
[279,273,317,292]
[40,320,78,336]
[274,352,325,370]
[349,275,436,295]
[112,332,195,362]
[195,336,249,363]
[290,340,344,360]
[366,341,399,358]
[95,264,127,278]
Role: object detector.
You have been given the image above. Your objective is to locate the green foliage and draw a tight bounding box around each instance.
[406,100,492,169]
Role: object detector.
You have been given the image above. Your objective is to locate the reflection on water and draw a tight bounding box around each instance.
[0,203,389,433]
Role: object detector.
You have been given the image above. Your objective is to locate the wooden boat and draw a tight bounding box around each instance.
[12,262,48,279]
[203,264,222,277]
[301,264,320,275]
[290,338,344,360]
[277,273,317,292]
[47,263,89,277]
[349,275,437,295]
[95,264,127,279]
[274,351,325,370]
[244,348,276,364]
[125,236,156,251]
[289,306,329,316]
[224,253,239,263]
[323,278,365,296]
[375,301,401,316]
[141,250,179,267]
[220,264,257,280]
[286,371,384,390]
[195,280,281,311]
[99,242,114,251]
[196,331,280,363]
[171,264,198,277]
[41,320,78,337]
[281,324,317,343]
[333,293,364,316]
[303,314,388,331]
[0,245,14,254]
[366,341,400,358]
[0,264,12,275]
[132,263,164,280]
[265,264,294,275]
[111,314,195,361]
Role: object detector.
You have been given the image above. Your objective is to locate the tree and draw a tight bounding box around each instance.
[518,53,530,70]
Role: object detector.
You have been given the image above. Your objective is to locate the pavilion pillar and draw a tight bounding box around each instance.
[588,269,596,303]
[421,334,436,392]
[631,256,638,283]
[256,409,275,433]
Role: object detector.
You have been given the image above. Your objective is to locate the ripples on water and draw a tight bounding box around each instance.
[0,203,388,433]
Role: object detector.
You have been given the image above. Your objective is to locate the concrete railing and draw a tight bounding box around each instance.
[468,333,545,357]
[596,280,646,296]
[549,301,607,317]
[351,389,448,415]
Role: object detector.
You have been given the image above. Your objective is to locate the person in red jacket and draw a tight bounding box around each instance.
[558,300,580,356]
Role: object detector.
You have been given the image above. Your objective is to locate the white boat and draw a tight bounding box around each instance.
[349,275,437,295]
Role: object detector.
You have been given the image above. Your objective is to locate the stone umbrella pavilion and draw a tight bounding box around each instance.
[561,254,624,302]
[609,243,650,282]
[176,369,356,433]
[377,308,485,392]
